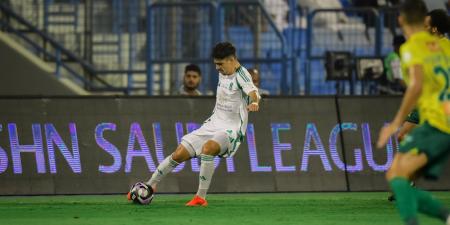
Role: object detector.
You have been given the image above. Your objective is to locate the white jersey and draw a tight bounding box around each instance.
[180,66,258,158]
[208,66,258,136]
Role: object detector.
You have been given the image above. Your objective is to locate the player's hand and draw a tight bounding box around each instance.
[377,124,398,148]
[247,102,259,112]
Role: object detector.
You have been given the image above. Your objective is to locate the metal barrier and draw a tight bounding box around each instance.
[304,7,395,95]
[379,7,401,55]
[0,0,147,94]
[0,3,98,89]
[146,0,291,95]
[1,0,405,96]
[86,0,147,94]
[307,8,381,59]
[217,0,291,95]
[43,0,81,56]
[146,1,216,95]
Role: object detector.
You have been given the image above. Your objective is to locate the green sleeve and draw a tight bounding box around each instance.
[384,52,397,82]
[405,109,419,124]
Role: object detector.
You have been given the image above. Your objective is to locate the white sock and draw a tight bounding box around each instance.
[446,215,450,225]
[147,155,179,189]
[196,154,215,199]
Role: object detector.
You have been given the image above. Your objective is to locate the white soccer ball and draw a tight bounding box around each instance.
[129,182,154,205]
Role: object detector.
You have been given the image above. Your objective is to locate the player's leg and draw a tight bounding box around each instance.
[387,154,418,202]
[146,144,191,191]
[387,153,402,201]
[414,188,450,223]
[187,131,228,206]
[405,124,450,223]
[197,140,221,197]
[413,150,450,223]
[387,152,428,225]
[389,121,419,202]
[146,128,206,193]
[185,140,221,206]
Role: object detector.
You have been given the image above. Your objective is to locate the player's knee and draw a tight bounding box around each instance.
[171,145,191,163]
[387,165,412,180]
[171,152,184,163]
[201,140,220,156]
[396,157,424,179]
[386,165,407,181]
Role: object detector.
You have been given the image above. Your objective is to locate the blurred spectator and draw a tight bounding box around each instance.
[297,0,348,28]
[425,9,450,38]
[248,68,270,96]
[263,0,289,30]
[383,35,406,94]
[177,64,202,96]
[423,0,447,11]
[353,0,379,27]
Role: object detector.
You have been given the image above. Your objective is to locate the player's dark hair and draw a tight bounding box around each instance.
[392,35,406,46]
[399,0,428,25]
[185,64,201,76]
[428,9,450,35]
[212,42,236,59]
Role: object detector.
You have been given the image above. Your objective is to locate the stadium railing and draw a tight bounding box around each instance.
[0,0,403,96]
[146,0,292,95]
[0,3,97,89]
[303,7,401,95]
[0,1,147,94]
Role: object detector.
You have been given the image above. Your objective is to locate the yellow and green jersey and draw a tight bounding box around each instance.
[400,31,450,134]
[439,37,450,45]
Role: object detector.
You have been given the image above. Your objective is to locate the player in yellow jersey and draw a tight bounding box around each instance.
[377,0,450,225]
[397,8,450,143]
[397,9,450,141]
[388,8,450,202]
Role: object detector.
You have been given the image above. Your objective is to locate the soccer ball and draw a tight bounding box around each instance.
[128,182,154,205]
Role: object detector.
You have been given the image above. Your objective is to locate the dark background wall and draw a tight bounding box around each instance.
[0,96,448,195]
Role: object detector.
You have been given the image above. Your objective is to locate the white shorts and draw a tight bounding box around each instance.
[181,123,242,158]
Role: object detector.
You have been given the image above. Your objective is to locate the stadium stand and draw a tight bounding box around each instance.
[0,0,417,95]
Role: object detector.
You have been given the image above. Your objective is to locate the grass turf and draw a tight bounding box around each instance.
[0,192,449,225]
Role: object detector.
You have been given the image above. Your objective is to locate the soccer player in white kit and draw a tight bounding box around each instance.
[137,42,260,206]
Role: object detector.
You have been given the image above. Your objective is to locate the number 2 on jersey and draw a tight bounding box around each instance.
[434,66,450,101]
[434,66,450,116]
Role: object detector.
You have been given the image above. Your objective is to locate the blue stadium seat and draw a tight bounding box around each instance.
[198,25,212,58]
[283,28,307,50]
[226,26,254,58]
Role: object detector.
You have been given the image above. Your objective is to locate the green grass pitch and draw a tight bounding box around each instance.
[0,192,449,225]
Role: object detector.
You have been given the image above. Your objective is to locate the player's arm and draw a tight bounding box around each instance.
[237,69,260,112]
[247,90,260,112]
[377,64,424,148]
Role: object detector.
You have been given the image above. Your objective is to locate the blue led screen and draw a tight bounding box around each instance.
[0,97,448,195]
